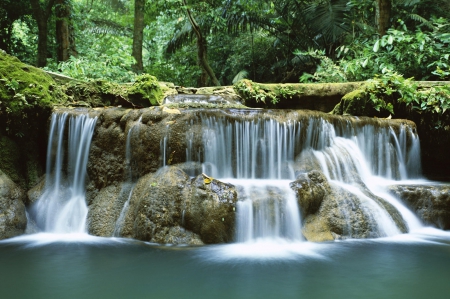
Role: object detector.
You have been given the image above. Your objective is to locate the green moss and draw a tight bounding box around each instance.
[128,74,164,107]
[0,50,66,114]
[0,50,67,137]
[332,89,371,115]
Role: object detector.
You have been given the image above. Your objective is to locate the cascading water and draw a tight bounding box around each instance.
[30,112,97,234]
[191,113,304,242]
[311,120,423,233]
[188,111,423,242]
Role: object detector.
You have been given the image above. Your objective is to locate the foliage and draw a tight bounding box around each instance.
[45,47,136,83]
[297,49,348,83]
[302,17,450,83]
[333,70,450,118]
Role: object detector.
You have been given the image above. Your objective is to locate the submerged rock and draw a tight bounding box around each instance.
[388,184,450,229]
[0,170,27,239]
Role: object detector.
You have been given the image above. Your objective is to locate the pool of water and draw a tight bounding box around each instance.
[1,228,450,299]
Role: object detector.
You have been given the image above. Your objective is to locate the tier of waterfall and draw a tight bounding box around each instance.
[30,112,97,233]
[185,112,423,241]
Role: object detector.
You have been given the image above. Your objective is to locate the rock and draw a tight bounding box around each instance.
[291,170,407,242]
[26,175,46,206]
[290,170,330,218]
[388,183,450,229]
[0,170,27,239]
[234,79,363,111]
[184,174,237,243]
[87,183,128,237]
[110,166,237,244]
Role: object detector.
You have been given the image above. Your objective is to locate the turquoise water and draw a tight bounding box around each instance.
[1,229,450,299]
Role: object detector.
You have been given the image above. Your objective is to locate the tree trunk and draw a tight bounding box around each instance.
[56,0,76,62]
[376,0,391,36]
[132,0,145,73]
[183,0,220,86]
[30,0,56,67]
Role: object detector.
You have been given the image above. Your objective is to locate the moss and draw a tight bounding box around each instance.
[0,50,67,138]
[233,79,363,110]
[0,50,66,114]
[128,74,164,107]
[332,89,370,115]
[61,79,129,107]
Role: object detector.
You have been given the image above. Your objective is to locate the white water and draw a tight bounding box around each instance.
[195,114,303,242]
[192,114,424,242]
[30,112,97,233]
[312,123,423,233]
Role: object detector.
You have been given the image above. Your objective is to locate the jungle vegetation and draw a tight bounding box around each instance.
[0,0,449,87]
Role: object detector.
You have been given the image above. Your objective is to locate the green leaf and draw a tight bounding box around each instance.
[373,40,380,52]
[387,35,394,45]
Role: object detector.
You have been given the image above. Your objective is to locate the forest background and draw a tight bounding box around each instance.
[1,0,449,88]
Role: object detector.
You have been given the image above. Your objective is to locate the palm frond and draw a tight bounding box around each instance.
[85,18,132,36]
[232,70,248,83]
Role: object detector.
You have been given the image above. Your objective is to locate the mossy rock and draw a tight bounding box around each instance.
[332,88,372,116]
[0,50,66,115]
[61,79,130,107]
[233,79,362,111]
[0,50,67,138]
[128,74,164,107]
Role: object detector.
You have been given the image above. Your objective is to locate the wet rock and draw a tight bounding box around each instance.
[26,175,46,206]
[184,174,237,244]
[116,166,237,244]
[0,170,27,239]
[291,170,407,242]
[290,170,330,218]
[87,183,129,236]
[388,183,450,229]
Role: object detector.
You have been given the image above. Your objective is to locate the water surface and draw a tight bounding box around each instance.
[1,229,450,299]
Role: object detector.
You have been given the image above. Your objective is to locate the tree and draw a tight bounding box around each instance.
[182,0,220,86]
[55,0,77,62]
[376,0,391,36]
[30,0,56,67]
[132,0,145,73]
[0,0,32,53]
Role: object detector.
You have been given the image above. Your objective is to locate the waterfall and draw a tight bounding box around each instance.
[195,113,303,242]
[30,112,97,234]
[311,120,423,233]
[191,112,423,242]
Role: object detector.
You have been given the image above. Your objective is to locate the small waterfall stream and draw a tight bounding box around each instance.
[30,112,97,234]
[113,117,142,236]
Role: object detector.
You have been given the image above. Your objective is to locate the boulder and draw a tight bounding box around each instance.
[87,183,129,237]
[291,170,407,241]
[114,166,237,244]
[0,170,27,239]
[388,183,450,229]
[183,174,237,244]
